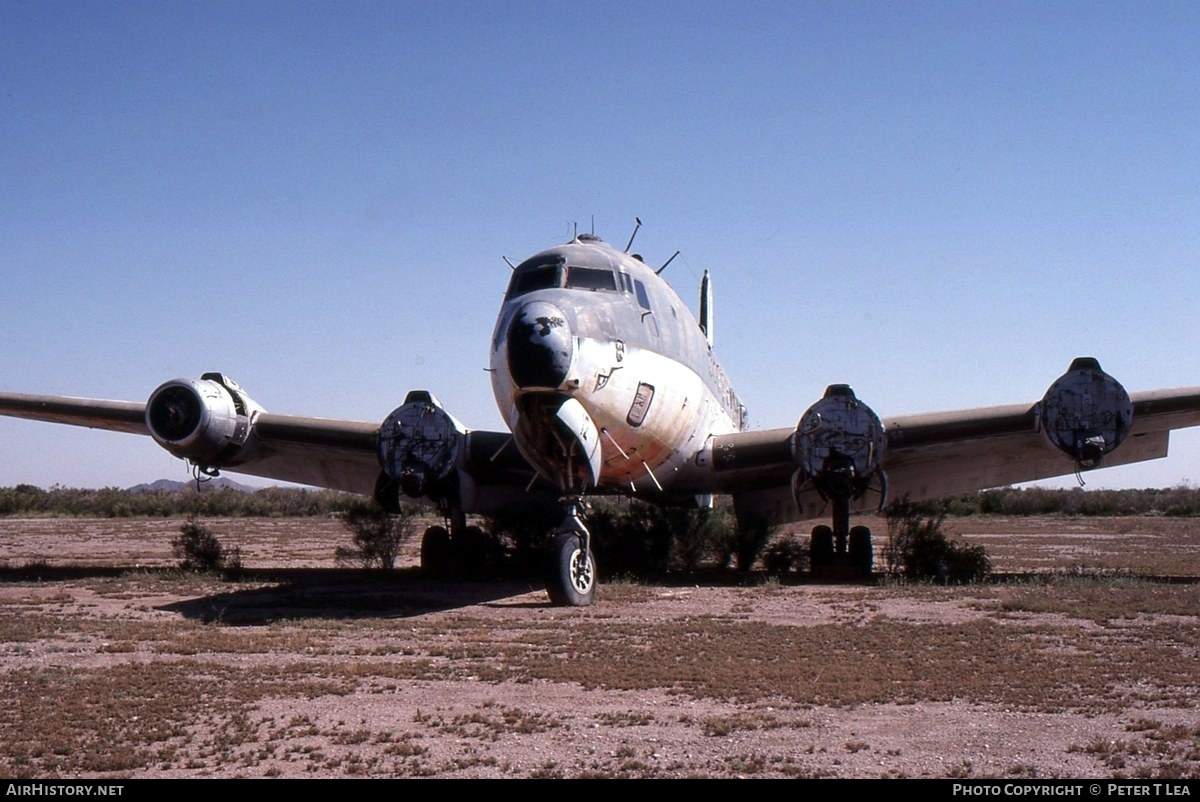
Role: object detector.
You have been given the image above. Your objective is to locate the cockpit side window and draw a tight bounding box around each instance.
[634,279,652,311]
[564,266,617,292]
[505,258,563,299]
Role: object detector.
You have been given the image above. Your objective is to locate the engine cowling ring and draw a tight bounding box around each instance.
[1038,357,1133,469]
[377,391,464,502]
[145,373,261,467]
[792,384,885,502]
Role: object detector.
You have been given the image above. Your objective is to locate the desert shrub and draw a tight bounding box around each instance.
[883,499,990,582]
[484,498,562,565]
[762,534,809,574]
[334,498,419,570]
[1164,499,1200,517]
[941,495,980,517]
[956,486,1200,518]
[586,499,737,575]
[729,515,773,572]
[0,483,362,518]
[588,500,674,574]
[6,483,1198,520]
[668,505,737,572]
[172,517,242,573]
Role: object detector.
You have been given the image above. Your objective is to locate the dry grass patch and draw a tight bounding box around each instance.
[1069,718,1200,778]
[453,610,1199,715]
[0,661,354,777]
[990,577,1200,623]
[688,711,790,737]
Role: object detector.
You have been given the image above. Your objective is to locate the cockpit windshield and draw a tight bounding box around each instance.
[505,258,620,300]
[564,266,617,292]
[505,257,562,300]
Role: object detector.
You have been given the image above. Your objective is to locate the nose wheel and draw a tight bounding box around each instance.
[545,502,597,606]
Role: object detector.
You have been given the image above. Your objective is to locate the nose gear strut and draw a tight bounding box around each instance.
[544,496,597,606]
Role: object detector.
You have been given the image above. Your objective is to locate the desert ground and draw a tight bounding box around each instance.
[0,515,1197,778]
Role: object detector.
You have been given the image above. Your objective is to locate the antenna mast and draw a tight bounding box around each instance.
[624,217,642,253]
[655,250,680,275]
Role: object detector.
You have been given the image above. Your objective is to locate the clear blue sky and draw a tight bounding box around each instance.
[1,0,1197,489]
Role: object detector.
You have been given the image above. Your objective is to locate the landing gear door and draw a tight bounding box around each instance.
[556,396,602,488]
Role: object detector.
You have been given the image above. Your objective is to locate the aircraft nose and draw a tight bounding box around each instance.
[507,301,573,389]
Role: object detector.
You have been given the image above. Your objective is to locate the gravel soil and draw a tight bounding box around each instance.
[0,516,1197,778]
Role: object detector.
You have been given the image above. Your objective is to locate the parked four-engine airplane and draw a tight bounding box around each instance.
[3,228,1200,605]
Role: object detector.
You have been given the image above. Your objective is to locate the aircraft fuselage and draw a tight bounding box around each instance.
[489,234,745,499]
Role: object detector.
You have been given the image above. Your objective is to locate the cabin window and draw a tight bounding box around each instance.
[505,258,562,299]
[618,273,633,293]
[564,266,617,292]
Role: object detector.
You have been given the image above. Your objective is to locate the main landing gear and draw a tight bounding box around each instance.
[808,490,875,578]
[808,513,875,577]
[418,510,496,577]
[415,499,597,607]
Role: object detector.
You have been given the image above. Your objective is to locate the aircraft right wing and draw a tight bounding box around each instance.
[698,360,1200,527]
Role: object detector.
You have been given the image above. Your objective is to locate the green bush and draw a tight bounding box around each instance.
[334,498,419,570]
[3,483,1199,520]
[883,499,990,583]
[585,499,738,575]
[669,505,737,572]
[762,534,809,574]
[171,517,242,573]
[729,514,772,572]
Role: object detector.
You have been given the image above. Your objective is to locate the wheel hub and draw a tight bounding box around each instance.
[570,547,594,593]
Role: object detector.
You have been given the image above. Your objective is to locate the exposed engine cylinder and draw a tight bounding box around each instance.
[792,384,885,501]
[377,391,464,500]
[145,373,262,467]
[1039,357,1133,468]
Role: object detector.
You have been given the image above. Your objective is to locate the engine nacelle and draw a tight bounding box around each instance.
[1038,357,1132,469]
[792,384,885,502]
[377,391,465,502]
[145,373,263,468]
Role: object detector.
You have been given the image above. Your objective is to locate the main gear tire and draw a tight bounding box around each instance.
[420,525,452,576]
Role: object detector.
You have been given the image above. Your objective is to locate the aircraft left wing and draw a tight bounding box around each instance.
[695,359,1200,527]
[0,374,539,513]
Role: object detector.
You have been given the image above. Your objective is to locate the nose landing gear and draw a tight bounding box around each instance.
[545,499,597,607]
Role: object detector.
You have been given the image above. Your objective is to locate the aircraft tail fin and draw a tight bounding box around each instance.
[699,270,714,347]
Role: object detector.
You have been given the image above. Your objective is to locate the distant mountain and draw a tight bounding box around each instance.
[125,478,258,493]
